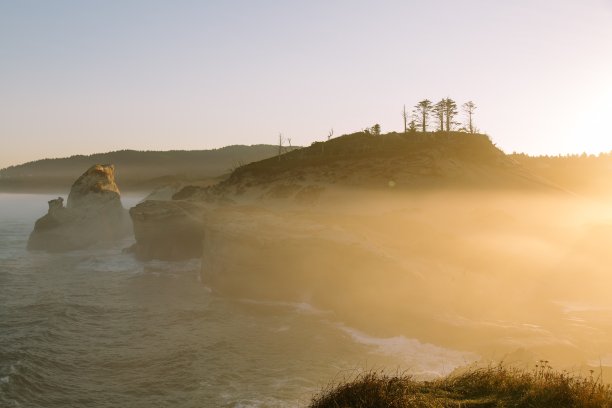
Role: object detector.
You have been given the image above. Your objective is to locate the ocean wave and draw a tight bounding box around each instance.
[336,324,479,377]
[234,298,330,315]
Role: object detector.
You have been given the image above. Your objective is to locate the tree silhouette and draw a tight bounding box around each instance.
[371,124,381,136]
[402,105,409,133]
[277,133,284,160]
[462,101,477,133]
[433,100,445,132]
[408,120,418,133]
[443,98,458,132]
[414,100,433,132]
[322,129,333,153]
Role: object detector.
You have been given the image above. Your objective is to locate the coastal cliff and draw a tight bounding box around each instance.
[127,131,610,369]
[128,131,561,261]
[128,200,208,260]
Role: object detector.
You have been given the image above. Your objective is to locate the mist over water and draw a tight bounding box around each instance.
[4,189,612,406]
[0,194,470,408]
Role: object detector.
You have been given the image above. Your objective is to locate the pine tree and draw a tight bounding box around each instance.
[433,99,445,132]
[443,98,458,132]
[371,124,381,136]
[413,100,433,132]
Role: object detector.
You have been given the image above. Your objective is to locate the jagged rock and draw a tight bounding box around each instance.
[128,200,207,260]
[67,164,123,210]
[27,164,131,251]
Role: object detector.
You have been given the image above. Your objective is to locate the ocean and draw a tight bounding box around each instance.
[0,193,471,407]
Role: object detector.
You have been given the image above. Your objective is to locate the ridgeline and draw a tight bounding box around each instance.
[0,145,294,193]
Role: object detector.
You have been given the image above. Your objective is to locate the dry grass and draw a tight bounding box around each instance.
[226,131,502,185]
[310,363,612,407]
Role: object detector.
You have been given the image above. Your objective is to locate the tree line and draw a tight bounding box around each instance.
[362,98,478,137]
[407,98,477,134]
[278,98,480,157]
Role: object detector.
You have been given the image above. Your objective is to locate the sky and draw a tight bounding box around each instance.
[1,0,612,168]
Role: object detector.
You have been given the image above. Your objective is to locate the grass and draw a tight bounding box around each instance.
[225,131,502,185]
[309,363,612,407]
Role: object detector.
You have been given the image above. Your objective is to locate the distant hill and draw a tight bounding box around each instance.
[510,152,612,196]
[0,145,296,193]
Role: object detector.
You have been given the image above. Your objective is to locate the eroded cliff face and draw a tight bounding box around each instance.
[197,192,612,367]
[123,133,612,370]
[127,132,563,262]
[128,200,208,260]
[66,164,123,210]
[27,164,131,251]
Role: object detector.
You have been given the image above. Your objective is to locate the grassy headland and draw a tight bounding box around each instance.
[174,131,561,202]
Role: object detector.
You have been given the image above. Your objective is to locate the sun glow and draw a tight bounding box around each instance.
[570,84,612,155]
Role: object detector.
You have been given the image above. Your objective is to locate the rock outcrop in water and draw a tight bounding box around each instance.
[27,164,131,251]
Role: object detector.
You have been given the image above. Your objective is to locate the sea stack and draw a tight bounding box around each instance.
[27,164,131,251]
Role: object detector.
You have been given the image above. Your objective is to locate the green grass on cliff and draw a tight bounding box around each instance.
[310,364,612,408]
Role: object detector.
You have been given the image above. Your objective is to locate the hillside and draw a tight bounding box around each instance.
[0,145,295,193]
[173,131,562,202]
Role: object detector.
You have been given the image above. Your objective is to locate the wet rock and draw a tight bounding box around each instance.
[27,164,131,251]
[128,200,207,260]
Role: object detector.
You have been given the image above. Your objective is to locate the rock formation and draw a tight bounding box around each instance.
[127,132,566,261]
[128,200,207,260]
[27,164,131,251]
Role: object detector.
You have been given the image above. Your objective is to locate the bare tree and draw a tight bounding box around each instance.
[277,133,284,160]
[462,101,477,133]
[414,100,433,132]
[322,128,334,154]
[402,105,408,133]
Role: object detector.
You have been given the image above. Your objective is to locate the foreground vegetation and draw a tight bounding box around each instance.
[310,364,612,408]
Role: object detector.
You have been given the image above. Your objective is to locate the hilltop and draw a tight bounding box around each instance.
[173,131,562,202]
[0,145,295,193]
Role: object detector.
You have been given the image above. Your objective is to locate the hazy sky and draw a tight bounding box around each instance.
[1,0,611,168]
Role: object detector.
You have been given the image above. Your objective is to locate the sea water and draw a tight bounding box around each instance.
[0,194,471,407]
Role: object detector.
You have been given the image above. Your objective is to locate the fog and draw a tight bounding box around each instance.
[200,189,612,369]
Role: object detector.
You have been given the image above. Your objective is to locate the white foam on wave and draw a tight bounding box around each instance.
[142,258,202,274]
[76,252,142,274]
[236,298,330,315]
[337,324,479,378]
